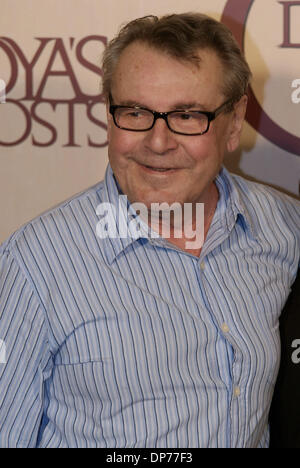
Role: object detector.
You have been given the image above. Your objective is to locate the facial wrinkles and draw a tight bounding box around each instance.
[107,42,232,212]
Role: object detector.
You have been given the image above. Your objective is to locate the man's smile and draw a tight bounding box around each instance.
[138,162,179,175]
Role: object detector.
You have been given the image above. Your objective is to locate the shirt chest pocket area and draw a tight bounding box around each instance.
[51,321,114,403]
[54,320,112,365]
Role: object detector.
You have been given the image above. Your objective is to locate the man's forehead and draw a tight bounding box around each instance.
[114,42,224,82]
[116,41,222,73]
[112,43,225,108]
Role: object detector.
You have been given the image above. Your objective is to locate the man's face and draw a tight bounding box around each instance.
[107,42,244,208]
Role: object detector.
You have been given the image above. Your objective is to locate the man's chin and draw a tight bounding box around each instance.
[131,192,184,209]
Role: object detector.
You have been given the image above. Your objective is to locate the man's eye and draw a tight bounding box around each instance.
[124,109,146,118]
[173,112,196,121]
[180,113,193,120]
[173,112,206,121]
[125,110,140,117]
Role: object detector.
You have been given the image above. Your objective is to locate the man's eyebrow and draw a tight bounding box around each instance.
[117,99,144,107]
[117,99,210,111]
[172,102,209,111]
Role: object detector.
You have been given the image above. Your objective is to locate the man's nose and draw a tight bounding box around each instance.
[144,118,178,154]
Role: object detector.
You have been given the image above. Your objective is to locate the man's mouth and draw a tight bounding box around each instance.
[145,166,172,172]
[140,164,176,173]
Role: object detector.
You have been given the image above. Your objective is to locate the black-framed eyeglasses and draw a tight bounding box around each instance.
[109,94,234,136]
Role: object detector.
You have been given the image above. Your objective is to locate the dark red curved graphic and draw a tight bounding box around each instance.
[221,0,300,156]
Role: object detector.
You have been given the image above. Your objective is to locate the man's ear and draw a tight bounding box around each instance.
[226,95,248,153]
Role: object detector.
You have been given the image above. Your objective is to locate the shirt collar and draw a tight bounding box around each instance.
[98,164,258,264]
[97,164,153,264]
[215,166,259,239]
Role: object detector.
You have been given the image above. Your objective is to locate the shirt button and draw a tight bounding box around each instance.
[200,261,205,271]
[221,323,230,333]
[234,386,241,397]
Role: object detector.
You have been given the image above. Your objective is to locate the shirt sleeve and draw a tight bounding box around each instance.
[0,246,53,448]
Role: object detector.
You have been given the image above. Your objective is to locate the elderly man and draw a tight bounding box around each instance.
[0,13,299,448]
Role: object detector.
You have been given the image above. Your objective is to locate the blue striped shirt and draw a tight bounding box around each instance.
[0,164,299,448]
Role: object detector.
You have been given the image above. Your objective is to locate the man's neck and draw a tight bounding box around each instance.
[149,183,219,257]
